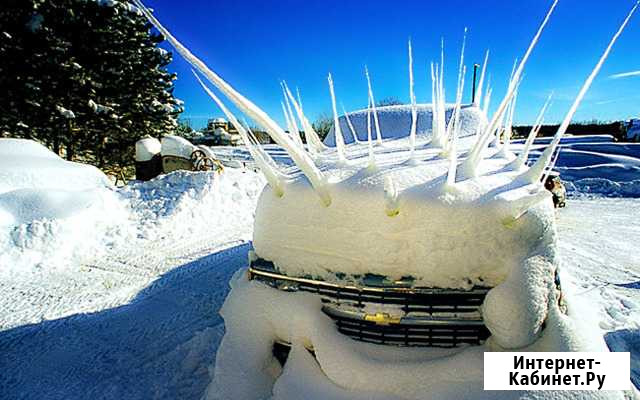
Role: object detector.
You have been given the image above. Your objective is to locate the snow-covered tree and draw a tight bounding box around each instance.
[0,0,182,167]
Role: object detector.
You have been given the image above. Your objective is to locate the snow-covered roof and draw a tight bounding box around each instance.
[161,135,196,158]
[324,104,487,146]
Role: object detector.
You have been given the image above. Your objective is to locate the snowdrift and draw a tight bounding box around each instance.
[514,135,640,197]
[0,138,265,274]
[0,139,128,274]
[0,138,110,195]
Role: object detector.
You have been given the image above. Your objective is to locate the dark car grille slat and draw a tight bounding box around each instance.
[249,260,491,348]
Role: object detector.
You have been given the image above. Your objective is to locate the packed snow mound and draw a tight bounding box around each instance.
[254,134,553,290]
[211,270,619,400]
[0,189,100,227]
[0,142,265,274]
[324,104,487,146]
[247,132,562,357]
[0,139,132,274]
[0,138,110,194]
[120,169,265,241]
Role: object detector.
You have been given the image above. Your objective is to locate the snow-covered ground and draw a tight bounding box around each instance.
[1,137,639,399]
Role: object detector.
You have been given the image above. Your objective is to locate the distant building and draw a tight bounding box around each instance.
[207,118,241,146]
[192,117,274,146]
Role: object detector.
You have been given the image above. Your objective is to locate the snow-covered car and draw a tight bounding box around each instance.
[135,135,223,180]
[134,0,635,398]
[160,135,223,173]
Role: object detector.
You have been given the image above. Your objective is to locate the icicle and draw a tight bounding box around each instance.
[482,86,492,116]
[437,38,446,145]
[431,38,447,148]
[408,39,417,158]
[365,66,382,144]
[341,103,359,144]
[519,1,638,185]
[280,101,297,145]
[474,49,489,107]
[245,123,282,171]
[296,87,303,112]
[500,76,523,156]
[366,98,375,168]
[442,28,467,154]
[282,83,326,153]
[500,190,552,226]
[281,83,304,148]
[193,72,285,197]
[430,62,437,113]
[384,176,399,216]
[510,92,553,170]
[446,65,467,187]
[133,0,331,205]
[327,73,346,162]
[460,0,558,179]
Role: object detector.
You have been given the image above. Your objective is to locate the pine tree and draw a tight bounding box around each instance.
[0,0,182,169]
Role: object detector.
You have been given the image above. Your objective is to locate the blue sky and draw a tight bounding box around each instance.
[146,0,640,129]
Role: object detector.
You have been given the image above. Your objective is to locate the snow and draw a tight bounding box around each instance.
[0,139,127,273]
[135,136,161,162]
[0,139,110,195]
[210,264,619,400]
[1,138,638,398]
[1,3,639,393]
[324,104,487,146]
[161,134,196,158]
[56,105,76,119]
[512,135,640,197]
[253,134,552,290]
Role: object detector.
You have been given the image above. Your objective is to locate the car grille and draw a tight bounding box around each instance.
[248,259,491,348]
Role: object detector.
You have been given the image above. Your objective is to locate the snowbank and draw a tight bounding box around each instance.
[120,169,264,242]
[0,138,110,194]
[0,139,129,274]
[324,104,487,146]
[0,138,266,275]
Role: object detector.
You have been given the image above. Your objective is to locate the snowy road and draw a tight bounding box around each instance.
[0,241,250,400]
[557,197,640,332]
[1,197,639,399]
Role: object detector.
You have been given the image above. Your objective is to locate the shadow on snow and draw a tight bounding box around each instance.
[0,243,251,400]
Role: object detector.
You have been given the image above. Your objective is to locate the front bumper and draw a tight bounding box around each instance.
[248,258,491,348]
